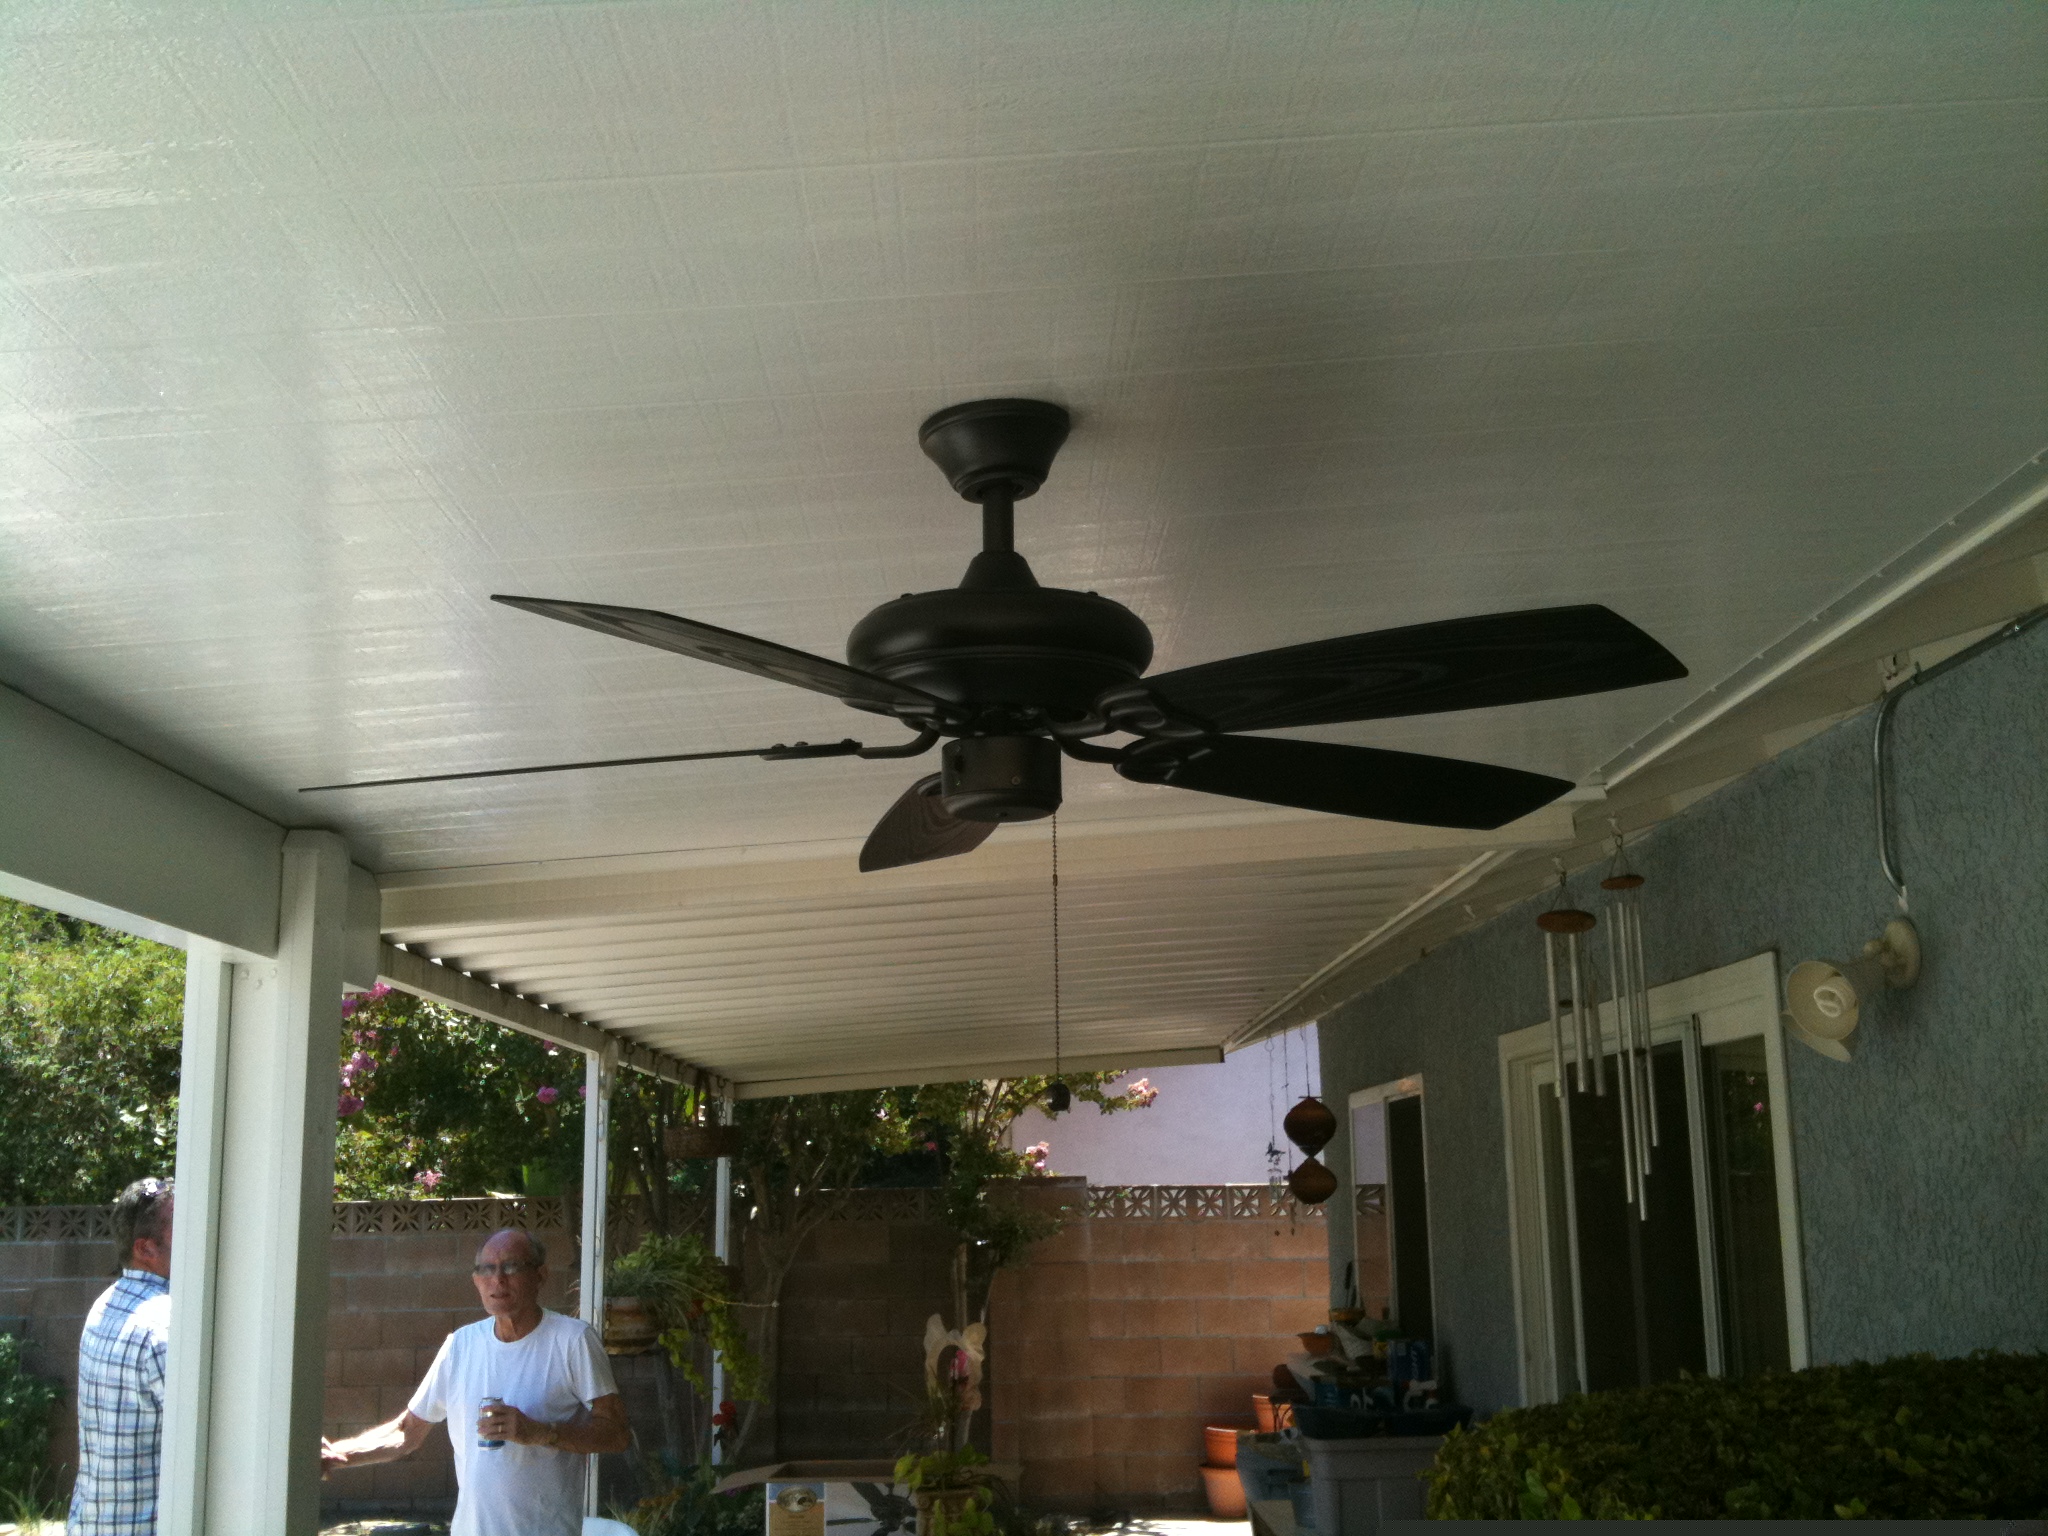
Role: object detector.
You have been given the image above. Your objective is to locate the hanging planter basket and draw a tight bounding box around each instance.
[664,1123,742,1160]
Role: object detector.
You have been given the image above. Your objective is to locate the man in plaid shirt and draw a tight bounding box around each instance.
[70,1177,175,1536]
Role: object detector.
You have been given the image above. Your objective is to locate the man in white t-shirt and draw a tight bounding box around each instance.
[322,1228,629,1535]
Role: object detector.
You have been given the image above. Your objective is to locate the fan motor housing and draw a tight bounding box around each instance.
[848,582,1153,716]
[941,735,1062,822]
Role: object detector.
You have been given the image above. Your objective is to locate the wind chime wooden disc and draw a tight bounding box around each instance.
[1285,1156,1338,1206]
[1600,873,1646,890]
[1535,908,1596,933]
[1282,1095,1337,1154]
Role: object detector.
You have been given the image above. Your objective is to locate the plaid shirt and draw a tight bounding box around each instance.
[70,1269,171,1536]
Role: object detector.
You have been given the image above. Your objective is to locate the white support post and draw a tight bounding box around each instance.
[160,944,234,1536]
[709,1091,734,1464]
[579,1042,616,1516]
[161,831,356,1535]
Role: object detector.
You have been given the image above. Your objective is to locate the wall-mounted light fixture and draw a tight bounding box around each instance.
[1784,918,1921,1061]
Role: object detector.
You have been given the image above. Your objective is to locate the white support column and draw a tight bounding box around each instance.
[160,943,234,1536]
[708,1090,734,1464]
[579,1041,616,1516]
[162,831,357,1535]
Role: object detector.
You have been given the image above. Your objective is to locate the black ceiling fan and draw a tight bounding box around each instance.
[304,399,1687,872]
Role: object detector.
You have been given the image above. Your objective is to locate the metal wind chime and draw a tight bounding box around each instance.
[1535,839,1660,1217]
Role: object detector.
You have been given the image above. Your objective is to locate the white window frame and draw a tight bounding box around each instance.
[1497,951,1808,1405]
[1348,1073,1429,1329]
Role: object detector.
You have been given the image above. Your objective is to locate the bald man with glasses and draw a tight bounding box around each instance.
[323,1228,629,1535]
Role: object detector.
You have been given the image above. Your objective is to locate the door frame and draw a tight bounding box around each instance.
[1497,951,1808,1405]
[1348,1074,1427,1329]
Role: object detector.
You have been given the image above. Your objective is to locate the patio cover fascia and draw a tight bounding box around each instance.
[0,682,712,1533]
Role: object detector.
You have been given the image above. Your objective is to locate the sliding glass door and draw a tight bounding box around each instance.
[1502,954,1805,1402]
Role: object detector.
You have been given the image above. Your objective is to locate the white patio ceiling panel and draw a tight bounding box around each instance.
[1,2,2044,1086]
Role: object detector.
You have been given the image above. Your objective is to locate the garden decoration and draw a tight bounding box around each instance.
[1282,1089,1339,1205]
[921,1312,987,1449]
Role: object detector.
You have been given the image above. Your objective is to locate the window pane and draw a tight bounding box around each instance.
[1702,1036,1791,1375]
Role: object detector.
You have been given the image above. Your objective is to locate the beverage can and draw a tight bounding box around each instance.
[478,1395,506,1449]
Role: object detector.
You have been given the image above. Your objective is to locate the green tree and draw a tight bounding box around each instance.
[333,984,587,1199]
[0,898,184,1206]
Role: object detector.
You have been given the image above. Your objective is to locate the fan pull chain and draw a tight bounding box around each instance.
[1051,811,1061,1080]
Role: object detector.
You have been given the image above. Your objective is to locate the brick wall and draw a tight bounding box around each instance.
[991,1196,1329,1516]
[774,1209,956,1459]
[2,1188,1328,1520]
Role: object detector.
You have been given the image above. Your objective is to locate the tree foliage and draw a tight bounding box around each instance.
[332,983,587,1199]
[0,898,184,1206]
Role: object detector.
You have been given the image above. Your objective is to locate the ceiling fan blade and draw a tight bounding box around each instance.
[493,595,943,717]
[1122,605,1686,734]
[859,773,996,872]
[301,739,864,792]
[1116,735,1573,831]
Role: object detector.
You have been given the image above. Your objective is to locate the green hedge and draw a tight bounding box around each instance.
[1425,1352,2048,1519]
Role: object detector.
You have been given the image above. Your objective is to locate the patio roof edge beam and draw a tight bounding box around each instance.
[377,941,717,1093]
[0,682,285,956]
[729,1043,1224,1099]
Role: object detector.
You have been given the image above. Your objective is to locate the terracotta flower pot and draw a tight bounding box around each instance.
[602,1296,660,1355]
[1204,1422,1253,1468]
[1200,1464,1248,1518]
[1298,1330,1337,1358]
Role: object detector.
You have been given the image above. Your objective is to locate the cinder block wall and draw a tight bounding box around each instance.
[989,1201,1329,1515]
[775,1211,956,1459]
[3,1187,1328,1520]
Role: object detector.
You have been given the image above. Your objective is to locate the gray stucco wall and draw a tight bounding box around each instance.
[1317,617,2048,1414]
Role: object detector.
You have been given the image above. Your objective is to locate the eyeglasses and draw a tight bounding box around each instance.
[471,1261,539,1279]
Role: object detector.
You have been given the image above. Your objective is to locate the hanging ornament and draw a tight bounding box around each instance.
[1285,1155,1338,1206]
[1601,832,1658,1218]
[1282,1095,1337,1155]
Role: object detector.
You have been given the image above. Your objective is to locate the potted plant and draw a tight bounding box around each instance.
[609,1233,764,1465]
[894,1446,997,1536]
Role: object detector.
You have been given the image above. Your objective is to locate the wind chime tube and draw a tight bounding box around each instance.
[1608,918,1637,1206]
[1545,931,1567,1101]
[1567,932,1590,1094]
[1587,926,1607,1098]
[1633,895,1661,1149]
[1627,899,1652,1194]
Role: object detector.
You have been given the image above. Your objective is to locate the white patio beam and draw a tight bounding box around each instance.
[378,940,719,1093]
[731,1043,1225,1099]
[0,684,286,956]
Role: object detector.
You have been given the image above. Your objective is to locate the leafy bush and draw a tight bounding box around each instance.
[1426,1351,2048,1519]
[0,1332,62,1509]
[624,1460,763,1536]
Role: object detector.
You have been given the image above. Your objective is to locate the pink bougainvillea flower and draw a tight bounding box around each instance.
[923,1140,938,1153]
[1023,1141,1051,1171]
[337,1094,365,1117]
[577,1085,587,1099]
[1126,1077,1159,1107]
[367,982,392,1001]
[413,1168,445,1190]
[536,1084,560,1105]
